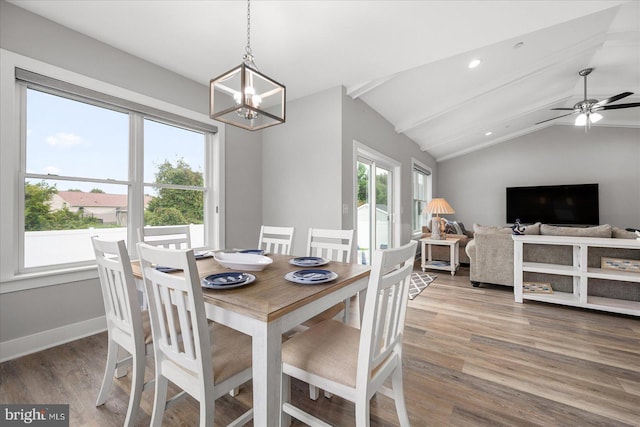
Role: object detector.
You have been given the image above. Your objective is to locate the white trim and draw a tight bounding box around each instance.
[352,140,402,256]
[0,315,106,362]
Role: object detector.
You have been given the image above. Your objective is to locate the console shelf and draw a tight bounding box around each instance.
[513,235,640,316]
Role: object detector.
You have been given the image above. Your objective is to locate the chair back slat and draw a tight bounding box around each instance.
[358,241,417,386]
[259,225,295,255]
[137,243,211,381]
[307,228,355,263]
[142,225,191,249]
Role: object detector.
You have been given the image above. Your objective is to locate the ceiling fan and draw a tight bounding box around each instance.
[536,68,640,126]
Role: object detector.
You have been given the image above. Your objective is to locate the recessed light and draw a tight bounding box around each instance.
[468,59,481,69]
[485,131,493,136]
[513,42,524,49]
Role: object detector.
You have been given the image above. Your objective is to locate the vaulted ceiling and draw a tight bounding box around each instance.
[9,0,640,161]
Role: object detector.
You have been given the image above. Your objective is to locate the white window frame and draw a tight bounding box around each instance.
[411,158,432,238]
[0,49,225,292]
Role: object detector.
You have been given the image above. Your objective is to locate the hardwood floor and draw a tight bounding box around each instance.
[1,266,638,426]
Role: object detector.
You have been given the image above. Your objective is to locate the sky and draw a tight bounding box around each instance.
[26,88,205,194]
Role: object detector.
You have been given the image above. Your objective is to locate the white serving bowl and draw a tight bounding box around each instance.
[213,252,273,271]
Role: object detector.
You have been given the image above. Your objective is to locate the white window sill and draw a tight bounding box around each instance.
[0,265,99,294]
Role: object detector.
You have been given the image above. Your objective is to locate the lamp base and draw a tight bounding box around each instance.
[431,218,446,240]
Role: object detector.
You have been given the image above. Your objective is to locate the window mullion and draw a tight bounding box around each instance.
[129,113,144,255]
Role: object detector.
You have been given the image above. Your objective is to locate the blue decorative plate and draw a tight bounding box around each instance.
[289,256,329,267]
[284,269,338,284]
[240,249,265,255]
[201,272,255,289]
[194,251,213,260]
[155,266,182,273]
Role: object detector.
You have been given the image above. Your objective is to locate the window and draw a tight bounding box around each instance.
[16,69,217,273]
[412,161,432,234]
[143,119,206,247]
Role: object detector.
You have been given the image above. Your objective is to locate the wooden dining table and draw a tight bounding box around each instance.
[132,253,371,426]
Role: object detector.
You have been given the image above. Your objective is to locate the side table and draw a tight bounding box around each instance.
[420,237,460,276]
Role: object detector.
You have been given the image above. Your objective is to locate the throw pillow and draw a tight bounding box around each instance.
[540,224,612,238]
[457,222,468,235]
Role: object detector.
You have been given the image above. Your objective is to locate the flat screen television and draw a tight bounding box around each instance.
[506,183,599,225]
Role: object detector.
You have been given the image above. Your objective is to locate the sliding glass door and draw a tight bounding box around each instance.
[356,156,393,265]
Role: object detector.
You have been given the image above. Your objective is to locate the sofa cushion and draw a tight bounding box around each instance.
[473,222,541,235]
[473,223,511,234]
[612,227,637,239]
[540,224,612,238]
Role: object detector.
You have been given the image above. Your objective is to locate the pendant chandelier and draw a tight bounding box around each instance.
[210,0,286,131]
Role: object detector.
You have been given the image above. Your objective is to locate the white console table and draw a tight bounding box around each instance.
[512,235,640,316]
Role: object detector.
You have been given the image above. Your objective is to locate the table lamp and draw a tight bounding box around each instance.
[425,198,455,240]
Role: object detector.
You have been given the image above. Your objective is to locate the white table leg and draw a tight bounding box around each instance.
[252,320,284,426]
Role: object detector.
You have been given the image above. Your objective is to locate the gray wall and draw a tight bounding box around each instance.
[224,125,263,249]
[262,87,344,255]
[261,85,437,255]
[341,88,437,243]
[437,125,640,229]
[0,0,261,345]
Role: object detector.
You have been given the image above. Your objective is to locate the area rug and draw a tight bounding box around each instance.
[409,271,436,300]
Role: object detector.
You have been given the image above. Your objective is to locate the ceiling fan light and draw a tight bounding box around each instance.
[574,113,587,126]
[590,112,603,123]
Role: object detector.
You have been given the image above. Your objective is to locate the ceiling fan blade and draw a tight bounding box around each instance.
[599,102,640,110]
[594,92,633,107]
[550,108,576,111]
[535,112,575,125]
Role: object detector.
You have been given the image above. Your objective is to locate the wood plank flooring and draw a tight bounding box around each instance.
[1,266,638,426]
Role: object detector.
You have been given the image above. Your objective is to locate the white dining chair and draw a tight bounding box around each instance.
[281,240,417,427]
[306,228,355,263]
[302,228,357,399]
[137,242,253,427]
[92,237,154,427]
[258,225,295,255]
[141,225,191,249]
[303,228,356,326]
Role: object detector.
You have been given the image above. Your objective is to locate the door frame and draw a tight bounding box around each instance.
[352,140,401,261]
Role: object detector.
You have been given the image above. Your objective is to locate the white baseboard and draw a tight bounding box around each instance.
[0,316,107,363]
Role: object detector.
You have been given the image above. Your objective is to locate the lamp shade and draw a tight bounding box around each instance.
[210,63,286,131]
[425,198,455,215]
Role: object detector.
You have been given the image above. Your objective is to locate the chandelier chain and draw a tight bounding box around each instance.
[246,0,251,55]
[243,0,257,69]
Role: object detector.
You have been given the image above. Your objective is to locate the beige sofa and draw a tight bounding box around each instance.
[465,223,640,301]
[421,225,472,264]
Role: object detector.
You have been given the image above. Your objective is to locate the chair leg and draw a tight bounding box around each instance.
[309,384,320,400]
[199,397,214,427]
[95,338,119,406]
[391,367,410,427]
[354,396,371,427]
[150,375,169,427]
[123,350,145,427]
[115,345,129,378]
